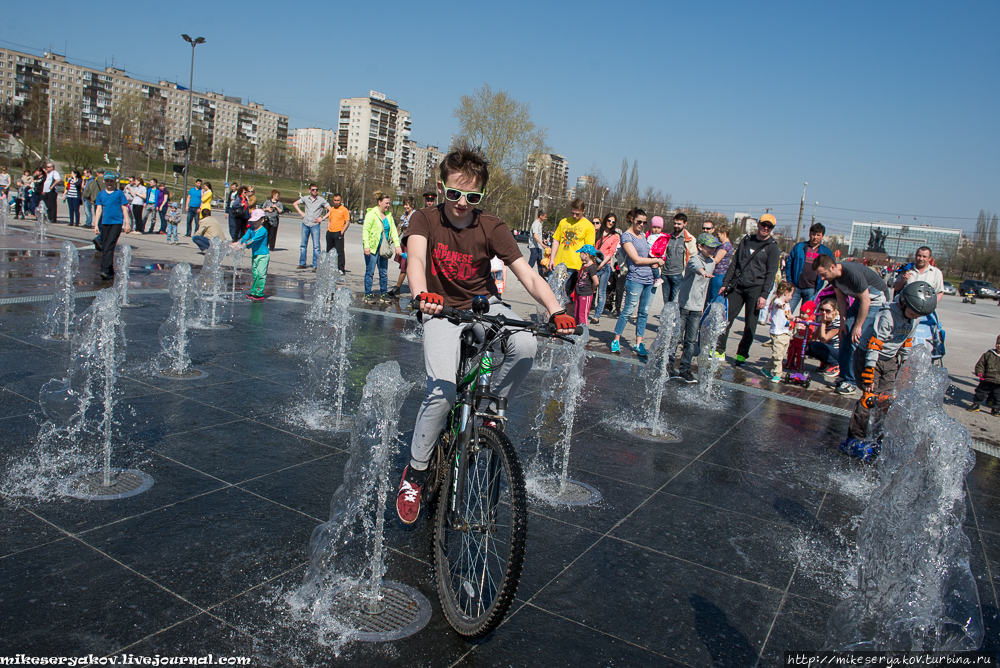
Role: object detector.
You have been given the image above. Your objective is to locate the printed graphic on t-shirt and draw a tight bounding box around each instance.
[559,228,580,250]
[432,242,482,281]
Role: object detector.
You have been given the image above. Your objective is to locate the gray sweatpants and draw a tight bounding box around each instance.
[409,299,537,469]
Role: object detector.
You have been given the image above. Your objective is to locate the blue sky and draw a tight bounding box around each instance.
[3,1,997,235]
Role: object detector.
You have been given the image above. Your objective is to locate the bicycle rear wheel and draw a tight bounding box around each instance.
[432,425,527,638]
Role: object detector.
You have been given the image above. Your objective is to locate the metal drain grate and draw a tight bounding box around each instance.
[328,581,431,642]
[533,478,602,506]
[63,469,154,500]
[628,427,681,443]
[155,368,207,380]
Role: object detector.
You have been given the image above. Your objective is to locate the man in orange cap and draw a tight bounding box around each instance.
[715,214,781,366]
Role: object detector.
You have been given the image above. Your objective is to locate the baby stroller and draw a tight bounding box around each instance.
[911,311,946,365]
[781,300,816,389]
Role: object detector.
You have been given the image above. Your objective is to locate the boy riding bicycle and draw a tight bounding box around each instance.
[397,143,576,524]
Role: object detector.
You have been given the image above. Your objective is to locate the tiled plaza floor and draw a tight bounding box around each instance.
[0,236,997,666]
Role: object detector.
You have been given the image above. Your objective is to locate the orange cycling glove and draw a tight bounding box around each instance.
[860,366,875,387]
[417,292,444,307]
[549,310,576,331]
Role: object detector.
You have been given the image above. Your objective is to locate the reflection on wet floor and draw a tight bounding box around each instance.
[0,226,998,664]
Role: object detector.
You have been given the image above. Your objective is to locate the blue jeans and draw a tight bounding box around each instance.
[84,200,94,227]
[614,280,655,339]
[186,207,199,236]
[679,308,702,372]
[595,265,612,318]
[664,273,683,302]
[838,294,885,384]
[66,197,81,225]
[365,252,389,294]
[789,286,817,314]
[808,340,838,365]
[528,247,543,271]
[299,223,321,267]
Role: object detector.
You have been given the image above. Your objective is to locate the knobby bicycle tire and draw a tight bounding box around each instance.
[431,425,527,638]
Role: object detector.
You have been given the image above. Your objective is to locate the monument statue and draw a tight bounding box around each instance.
[867,227,887,253]
[875,227,886,253]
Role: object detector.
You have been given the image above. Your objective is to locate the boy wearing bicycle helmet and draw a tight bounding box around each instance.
[840,280,937,461]
[396,143,576,524]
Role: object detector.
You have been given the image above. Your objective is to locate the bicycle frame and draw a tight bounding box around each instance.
[445,324,509,531]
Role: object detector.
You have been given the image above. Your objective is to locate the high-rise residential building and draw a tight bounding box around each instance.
[286,128,336,175]
[405,140,446,194]
[0,47,288,167]
[337,91,412,194]
[526,153,569,208]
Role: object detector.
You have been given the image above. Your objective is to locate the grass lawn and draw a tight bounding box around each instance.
[45,144,310,203]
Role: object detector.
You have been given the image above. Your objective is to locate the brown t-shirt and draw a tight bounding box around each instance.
[403,206,522,309]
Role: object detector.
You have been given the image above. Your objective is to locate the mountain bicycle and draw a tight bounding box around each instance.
[416,295,580,638]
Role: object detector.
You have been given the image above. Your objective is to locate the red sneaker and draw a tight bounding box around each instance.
[396,466,424,524]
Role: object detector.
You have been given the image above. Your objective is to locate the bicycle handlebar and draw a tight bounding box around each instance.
[416,303,583,341]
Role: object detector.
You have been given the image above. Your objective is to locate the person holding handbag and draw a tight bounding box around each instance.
[230,186,252,244]
[362,191,401,304]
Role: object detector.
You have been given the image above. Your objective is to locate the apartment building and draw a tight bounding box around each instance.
[405,140,446,194]
[286,128,336,175]
[526,153,569,207]
[337,91,412,193]
[0,47,288,165]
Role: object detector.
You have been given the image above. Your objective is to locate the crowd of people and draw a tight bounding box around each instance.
[2,157,988,465]
[525,200,959,457]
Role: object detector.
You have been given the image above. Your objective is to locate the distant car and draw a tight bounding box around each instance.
[942,281,956,296]
[959,279,999,299]
[511,229,529,244]
[212,198,224,208]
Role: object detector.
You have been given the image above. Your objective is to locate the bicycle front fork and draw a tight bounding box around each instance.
[448,389,508,530]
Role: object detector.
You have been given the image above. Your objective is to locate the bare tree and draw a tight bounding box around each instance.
[453,84,549,224]
[258,138,287,177]
[316,153,391,215]
[54,102,78,143]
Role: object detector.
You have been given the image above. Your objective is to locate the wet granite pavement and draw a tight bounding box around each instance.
[0,226,998,665]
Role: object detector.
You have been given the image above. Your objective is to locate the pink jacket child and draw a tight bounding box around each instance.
[649,229,696,266]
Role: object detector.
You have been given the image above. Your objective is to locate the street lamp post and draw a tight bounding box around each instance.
[794,181,808,243]
[180,34,205,214]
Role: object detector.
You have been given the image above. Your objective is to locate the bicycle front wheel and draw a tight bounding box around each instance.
[432,425,527,638]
